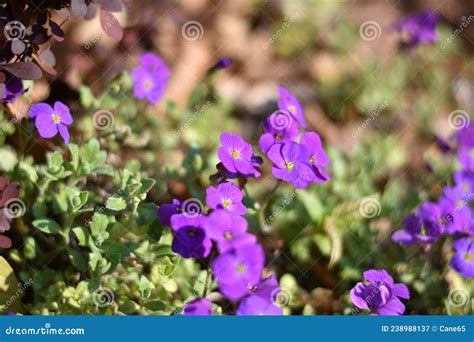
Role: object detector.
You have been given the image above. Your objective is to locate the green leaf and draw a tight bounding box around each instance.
[18,161,38,183]
[143,300,166,311]
[152,245,175,259]
[68,144,80,171]
[32,218,62,234]
[139,275,152,299]
[47,151,64,173]
[106,197,127,211]
[133,178,156,197]
[69,249,87,271]
[90,213,109,245]
[0,257,22,313]
[72,227,90,247]
[0,146,18,172]
[66,187,89,211]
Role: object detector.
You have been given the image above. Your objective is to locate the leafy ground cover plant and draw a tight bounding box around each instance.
[0,1,472,316]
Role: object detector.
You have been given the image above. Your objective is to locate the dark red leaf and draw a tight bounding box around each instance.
[0,62,42,80]
[100,10,123,42]
[50,20,64,42]
[0,235,12,249]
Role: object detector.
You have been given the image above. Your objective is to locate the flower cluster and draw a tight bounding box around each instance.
[259,86,330,188]
[393,123,474,278]
[158,131,285,315]
[131,53,169,104]
[0,176,20,249]
[350,269,410,315]
[393,10,438,49]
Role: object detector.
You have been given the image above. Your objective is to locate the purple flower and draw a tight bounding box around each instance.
[212,243,265,301]
[392,214,421,245]
[457,124,474,149]
[1,74,26,103]
[206,209,255,253]
[236,295,282,315]
[170,214,211,258]
[183,298,212,315]
[131,53,169,104]
[393,202,445,245]
[267,142,314,188]
[454,171,474,198]
[217,133,261,177]
[277,86,306,128]
[457,147,474,172]
[350,269,410,316]
[138,53,170,77]
[210,57,232,71]
[394,10,437,49]
[157,199,182,227]
[205,182,247,215]
[259,111,299,153]
[451,238,474,278]
[29,101,73,144]
[300,132,330,183]
[248,275,281,303]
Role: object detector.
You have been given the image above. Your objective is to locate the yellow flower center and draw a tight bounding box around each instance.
[287,105,296,114]
[275,133,282,141]
[224,231,233,240]
[463,183,470,192]
[222,199,231,208]
[236,263,245,274]
[456,200,464,209]
[310,156,316,164]
[187,229,196,237]
[284,162,295,171]
[231,150,240,159]
[52,114,61,124]
[144,80,152,89]
[465,252,473,263]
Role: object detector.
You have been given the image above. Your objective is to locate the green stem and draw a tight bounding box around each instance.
[202,267,212,297]
[258,180,282,230]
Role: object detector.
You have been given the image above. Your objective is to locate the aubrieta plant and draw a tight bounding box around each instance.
[0,3,472,317]
[393,124,474,279]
